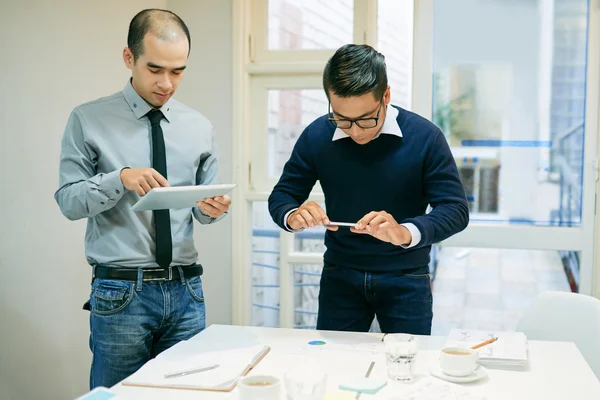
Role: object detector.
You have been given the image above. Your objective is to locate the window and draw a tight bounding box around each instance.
[267,0,354,51]
[241,0,417,328]
[235,0,598,328]
[377,0,414,108]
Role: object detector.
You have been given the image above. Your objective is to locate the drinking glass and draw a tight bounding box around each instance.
[283,368,327,400]
[384,333,418,381]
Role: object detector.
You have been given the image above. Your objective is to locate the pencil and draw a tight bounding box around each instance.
[471,337,498,350]
[356,361,375,400]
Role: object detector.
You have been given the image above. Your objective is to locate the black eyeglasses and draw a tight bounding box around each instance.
[328,101,384,129]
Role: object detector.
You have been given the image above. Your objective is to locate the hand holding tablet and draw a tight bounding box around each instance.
[131,183,236,212]
[197,195,231,218]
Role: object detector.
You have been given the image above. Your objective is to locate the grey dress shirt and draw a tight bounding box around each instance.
[55,81,224,268]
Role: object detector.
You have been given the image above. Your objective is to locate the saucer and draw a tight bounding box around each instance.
[429,364,488,383]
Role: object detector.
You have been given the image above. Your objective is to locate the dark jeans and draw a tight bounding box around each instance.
[316,263,433,334]
[88,271,206,389]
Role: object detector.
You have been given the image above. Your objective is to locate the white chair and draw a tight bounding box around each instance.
[516,291,600,378]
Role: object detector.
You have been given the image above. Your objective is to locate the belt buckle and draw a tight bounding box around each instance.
[143,268,172,281]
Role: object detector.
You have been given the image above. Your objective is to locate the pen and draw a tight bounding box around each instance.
[356,361,375,399]
[471,337,498,350]
[164,364,219,379]
[239,346,271,378]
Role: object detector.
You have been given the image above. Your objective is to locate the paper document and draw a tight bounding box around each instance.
[389,377,487,400]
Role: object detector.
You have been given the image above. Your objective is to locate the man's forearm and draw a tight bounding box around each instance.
[55,169,126,220]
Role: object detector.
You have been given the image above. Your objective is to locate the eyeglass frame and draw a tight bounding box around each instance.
[327,100,384,129]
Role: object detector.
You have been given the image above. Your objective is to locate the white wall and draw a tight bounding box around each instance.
[0,1,233,399]
[168,0,233,328]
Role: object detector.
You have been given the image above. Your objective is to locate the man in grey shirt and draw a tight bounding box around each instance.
[54,9,230,389]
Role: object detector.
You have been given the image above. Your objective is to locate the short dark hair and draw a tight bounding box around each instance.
[323,44,388,100]
[127,9,191,61]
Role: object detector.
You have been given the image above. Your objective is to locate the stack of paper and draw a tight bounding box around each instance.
[389,377,487,400]
[444,329,528,369]
[122,344,268,391]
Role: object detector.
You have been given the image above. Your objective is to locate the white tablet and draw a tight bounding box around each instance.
[131,183,237,212]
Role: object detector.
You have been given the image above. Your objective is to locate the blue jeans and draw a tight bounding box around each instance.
[316,263,433,334]
[88,270,206,389]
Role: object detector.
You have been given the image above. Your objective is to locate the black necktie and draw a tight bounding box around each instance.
[147,109,172,268]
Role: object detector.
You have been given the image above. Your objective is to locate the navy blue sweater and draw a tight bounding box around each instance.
[268,106,469,271]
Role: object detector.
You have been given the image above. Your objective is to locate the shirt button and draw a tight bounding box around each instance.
[116,189,121,194]
[133,103,137,108]
[100,201,105,205]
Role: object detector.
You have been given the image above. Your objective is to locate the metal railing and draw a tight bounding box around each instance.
[551,121,584,291]
[552,122,584,226]
[251,227,439,328]
[251,228,324,329]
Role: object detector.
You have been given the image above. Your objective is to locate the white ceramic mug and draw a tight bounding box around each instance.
[439,347,479,377]
[238,375,281,400]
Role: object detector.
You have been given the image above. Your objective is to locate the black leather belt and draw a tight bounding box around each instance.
[94,264,203,282]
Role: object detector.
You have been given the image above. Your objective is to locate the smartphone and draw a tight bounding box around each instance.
[325,221,357,227]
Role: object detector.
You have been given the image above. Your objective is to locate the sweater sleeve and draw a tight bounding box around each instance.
[268,127,318,231]
[403,130,469,247]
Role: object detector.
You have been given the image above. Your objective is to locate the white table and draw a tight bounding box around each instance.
[112,324,600,399]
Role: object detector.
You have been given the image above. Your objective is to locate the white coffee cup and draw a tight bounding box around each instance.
[439,347,479,377]
[238,375,281,400]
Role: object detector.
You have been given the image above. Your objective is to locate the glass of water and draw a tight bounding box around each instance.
[284,368,327,400]
[384,333,418,381]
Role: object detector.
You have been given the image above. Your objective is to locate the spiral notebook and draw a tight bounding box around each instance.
[122,345,270,392]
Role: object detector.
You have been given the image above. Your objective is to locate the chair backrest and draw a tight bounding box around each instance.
[516,291,600,378]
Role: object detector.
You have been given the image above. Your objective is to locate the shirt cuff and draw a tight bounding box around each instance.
[283,208,304,233]
[93,169,127,201]
[400,222,421,248]
[196,207,228,224]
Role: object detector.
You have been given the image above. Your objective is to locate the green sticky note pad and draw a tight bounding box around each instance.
[339,378,387,394]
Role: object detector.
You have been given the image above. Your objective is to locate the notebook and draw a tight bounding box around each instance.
[444,329,528,369]
[122,345,270,392]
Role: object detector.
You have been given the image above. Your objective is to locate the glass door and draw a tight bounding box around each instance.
[412,0,599,333]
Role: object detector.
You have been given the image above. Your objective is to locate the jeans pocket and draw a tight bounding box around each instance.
[185,276,205,303]
[322,262,339,270]
[393,268,433,306]
[403,272,431,280]
[401,266,431,280]
[91,279,135,316]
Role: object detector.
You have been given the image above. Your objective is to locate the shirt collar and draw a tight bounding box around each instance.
[332,104,402,141]
[122,80,173,122]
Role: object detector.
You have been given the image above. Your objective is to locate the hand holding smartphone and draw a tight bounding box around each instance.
[324,221,357,228]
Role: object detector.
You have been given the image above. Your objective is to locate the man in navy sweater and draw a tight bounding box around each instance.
[268,44,469,334]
